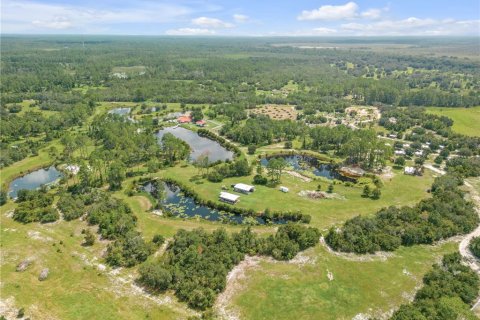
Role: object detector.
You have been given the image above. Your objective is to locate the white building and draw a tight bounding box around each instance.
[279,186,289,193]
[65,164,80,175]
[404,166,416,175]
[233,183,255,194]
[219,192,240,204]
[395,150,406,156]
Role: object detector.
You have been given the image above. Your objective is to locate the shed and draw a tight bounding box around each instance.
[196,120,206,127]
[233,183,255,194]
[219,192,240,204]
[279,186,289,193]
[404,166,416,175]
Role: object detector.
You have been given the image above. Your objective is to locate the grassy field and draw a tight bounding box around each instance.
[0,202,194,320]
[229,241,457,320]
[426,106,480,137]
[157,164,434,230]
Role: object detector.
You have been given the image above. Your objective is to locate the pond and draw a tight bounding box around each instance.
[108,107,131,116]
[143,181,270,225]
[8,166,63,198]
[261,155,354,182]
[156,126,234,162]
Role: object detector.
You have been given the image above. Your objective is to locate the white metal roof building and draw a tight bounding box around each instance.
[404,166,416,175]
[279,186,289,193]
[219,192,240,204]
[233,183,255,193]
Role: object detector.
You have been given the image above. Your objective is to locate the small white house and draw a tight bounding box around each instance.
[219,192,240,204]
[279,186,289,193]
[404,166,416,175]
[414,150,423,157]
[233,183,255,194]
[395,150,406,156]
[65,164,80,175]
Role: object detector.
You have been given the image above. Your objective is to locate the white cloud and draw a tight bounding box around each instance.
[1,0,192,33]
[233,14,249,23]
[312,27,337,34]
[191,17,234,28]
[32,16,73,30]
[165,28,216,36]
[298,2,358,21]
[341,18,480,35]
[361,8,382,20]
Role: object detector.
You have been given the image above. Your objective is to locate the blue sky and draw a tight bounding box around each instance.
[2,0,479,35]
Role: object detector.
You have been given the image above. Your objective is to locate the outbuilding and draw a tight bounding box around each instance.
[233,183,255,194]
[404,166,416,175]
[219,192,240,204]
[279,186,289,193]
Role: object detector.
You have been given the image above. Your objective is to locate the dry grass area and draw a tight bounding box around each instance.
[251,104,297,120]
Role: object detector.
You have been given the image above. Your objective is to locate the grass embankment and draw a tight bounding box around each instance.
[0,140,63,190]
[426,106,480,137]
[230,241,457,320]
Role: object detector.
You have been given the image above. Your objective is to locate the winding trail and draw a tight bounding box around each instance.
[459,180,480,274]
[423,165,480,311]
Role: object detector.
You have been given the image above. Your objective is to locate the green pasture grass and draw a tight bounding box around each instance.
[157,164,434,230]
[0,202,191,320]
[426,106,480,137]
[231,241,457,320]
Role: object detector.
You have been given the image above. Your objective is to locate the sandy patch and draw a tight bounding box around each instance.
[320,237,394,262]
[215,256,263,320]
[285,170,312,182]
[133,195,152,211]
[27,230,53,242]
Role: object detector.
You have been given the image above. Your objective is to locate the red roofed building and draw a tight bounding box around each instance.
[177,115,192,123]
[196,120,206,127]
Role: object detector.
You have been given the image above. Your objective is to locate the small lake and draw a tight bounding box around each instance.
[143,182,273,225]
[261,155,353,182]
[109,107,131,116]
[156,127,234,162]
[8,167,63,198]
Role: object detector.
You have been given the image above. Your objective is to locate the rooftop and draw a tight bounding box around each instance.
[219,192,240,202]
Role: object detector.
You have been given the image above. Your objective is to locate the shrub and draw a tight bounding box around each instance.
[152,234,165,245]
[252,174,268,185]
[469,237,480,259]
[83,229,95,246]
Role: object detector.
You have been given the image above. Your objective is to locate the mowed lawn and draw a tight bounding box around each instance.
[230,241,457,320]
[426,106,480,137]
[157,165,434,230]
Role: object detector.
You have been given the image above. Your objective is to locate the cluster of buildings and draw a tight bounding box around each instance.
[163,112,206,127]
[218,183,290,204]
[219,183,256,204]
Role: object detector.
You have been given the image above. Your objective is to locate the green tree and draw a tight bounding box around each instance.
[371,188,381,199]
[327,184,334,193]
[267,158,287,183]
[108,161,126,190]
[362,185,371,197]
[83,229,95,246]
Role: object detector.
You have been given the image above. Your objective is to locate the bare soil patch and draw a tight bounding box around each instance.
[250,104,297,120]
